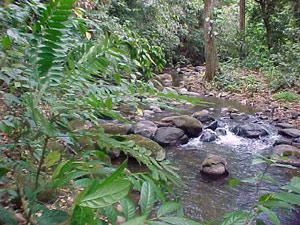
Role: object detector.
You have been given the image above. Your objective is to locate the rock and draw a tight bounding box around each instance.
[97,123,132,135]
[67,118,93,131]
[292,137,300,148]
[143,110,155,115]
[150,105,162,113]
[158,73,173,87]
[161,115,203,137]
[192,110,214,123]
[274,137,292,146]
[162,87,178,95]
[216,128,227,136]
[121,134,165,161]
[200,154,228,176]
[200,130,218,142]
[221,107,229,114]
[133,120,158,139]
[241,99,247,105]
[232,123,269,138]
[205,120,218,131]
[291,111,299,119]
[275,123,295,129]
[278,128,300,138]
[271,144,300,167]
[178,88,201,97]
[154,127,188,146]
[230,113,249,121]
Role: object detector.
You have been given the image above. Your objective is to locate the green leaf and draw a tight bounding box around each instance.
[141,182,155,216]
[45,151,61,168]
[101,158,128,186]
[160,216,202,225]
[79,179,131,208]
[120,197,136,220]
[103,205,117,224]
[252,158,267,165]
[71,205,96,225]
[259,200,293,210]
[282,177,300,194]
[228,179,241,186]
[258,206,280,225]
[105,97,113,110]
[273,192,300,206]
[219,211,249,225]
[36,209,69,225]
[157,202,182,217]
[0,167,9,176]
[122,216,147,225]
[2,37,11,50]
[0,207,18,225]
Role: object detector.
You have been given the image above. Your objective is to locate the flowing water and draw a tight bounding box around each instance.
[151,98,300,224]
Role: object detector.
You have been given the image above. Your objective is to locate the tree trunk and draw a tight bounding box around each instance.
[259,0,272,49]
[239,0,246,31]
[203,0,220,82]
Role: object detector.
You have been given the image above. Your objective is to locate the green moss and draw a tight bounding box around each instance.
[273,92,299,102]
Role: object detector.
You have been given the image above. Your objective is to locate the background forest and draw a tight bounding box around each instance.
[0,0,300,225]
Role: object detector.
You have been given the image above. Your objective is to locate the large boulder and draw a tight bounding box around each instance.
[192,110,214,123]
[133,120,158,139]
[121,134,166,161]
[200,129,218,142]
[154,127,188,146]
[161,115,202,137]
[232,123,269,138]
[278,128,300,139]
[200,154,228,176]
[271,144,300,167]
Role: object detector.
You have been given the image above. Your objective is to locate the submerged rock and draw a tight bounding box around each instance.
[161,115,202,138]
[192,110,214,123]
[121,134,165,161]
[200,154,228,176]
[232,123,269,138]
[278,128,300,139]
[97,123,132,135]
[154,127,188,146]
[271,144,300,167]
[133,120,158,139]
[200,129,218,142]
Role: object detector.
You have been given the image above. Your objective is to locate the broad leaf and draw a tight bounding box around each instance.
[36,209,69,225]
[122,216,147,225]
[219,211,249,225]
[157,202,182,217]
[70,205,96,225]
[79,179,131,208]
[120,197,136,220]
[45,151,61,168]
[258,206,280,225]
[141,182,155,216]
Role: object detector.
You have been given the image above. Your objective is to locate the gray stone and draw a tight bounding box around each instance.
[271,144,300,167]
[193,110,214,123]
[154,127,188,146]
[216,128,227,136]
[230,113,249,121]
[275,123,295,129]
[161,115,202,137]
[200,130,218,142]
[278,128,300,138]
[150,105,162,113]
[232,123,269,138]
[133,120,158,139]
[205,120,218,131]
[200,154,228,176]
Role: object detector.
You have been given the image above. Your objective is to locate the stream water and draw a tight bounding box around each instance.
[147,71,300,224]
[152,101,300,224]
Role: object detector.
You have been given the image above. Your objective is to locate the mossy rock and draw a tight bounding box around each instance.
[96,123,132,135]
[120,134,165,161]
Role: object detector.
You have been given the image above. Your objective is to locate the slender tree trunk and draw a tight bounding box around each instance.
[239,0,246,57]
[203,0,220,82]
[239,0,246,31]
[259,0,272,49]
